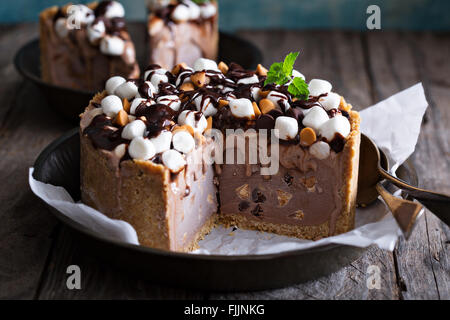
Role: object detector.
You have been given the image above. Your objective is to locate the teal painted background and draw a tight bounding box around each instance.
[0,0,449,31]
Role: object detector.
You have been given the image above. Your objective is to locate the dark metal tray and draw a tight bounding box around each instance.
[32,129,418,291]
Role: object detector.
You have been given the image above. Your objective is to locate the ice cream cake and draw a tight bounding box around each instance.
[80,53,360,251]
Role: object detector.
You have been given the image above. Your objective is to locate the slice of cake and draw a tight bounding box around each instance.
[80,54,360,251]
[147,0,219,70]
[40,1,140,91]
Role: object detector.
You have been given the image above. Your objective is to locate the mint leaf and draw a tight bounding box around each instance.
[264,51,300,86]
[288,77,309,100]
[282,52,299,77]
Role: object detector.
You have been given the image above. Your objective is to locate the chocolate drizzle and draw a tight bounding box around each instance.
[83,115,126,151]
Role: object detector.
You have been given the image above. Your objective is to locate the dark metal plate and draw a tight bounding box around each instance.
[32,129,419,291]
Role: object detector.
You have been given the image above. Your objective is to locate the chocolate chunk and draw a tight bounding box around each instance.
[251,204,263,217]
[284,172,294,186]
[341,110,350,118]
[238,201,250,211]
[267,109,283,119]
[328,109,341,118]
[329,133,346,153]
[255,114,275,130]
[251,188,266,203]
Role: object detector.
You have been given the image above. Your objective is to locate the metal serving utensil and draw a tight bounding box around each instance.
[357,135,418,238]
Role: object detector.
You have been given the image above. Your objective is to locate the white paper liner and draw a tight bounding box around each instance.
[29,83,428,254]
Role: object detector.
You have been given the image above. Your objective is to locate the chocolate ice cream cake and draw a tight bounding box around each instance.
[80,53,360,251]
[40,1,140,91]
[147,0,218,70]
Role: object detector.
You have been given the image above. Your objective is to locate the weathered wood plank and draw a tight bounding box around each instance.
[366,31,450,300]
[0,23,75,299]
[37,227,206,299]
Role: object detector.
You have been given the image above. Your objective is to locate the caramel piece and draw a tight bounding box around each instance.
[276,189,292,207]
[115,109,129,127]
[252,101,262,116]
[123,98,131,113]
[259,90,270,98]
[206,116,213,131]
[180,82,195,92]
[191,71,206,87]
[259,98,275,114]
[218,99,229,108]
[172,124,194,136]
[300,127,317,146]
[172,62,187,76]
[235,184,250,200]
[256,64,268,76]
[218,61,229,74]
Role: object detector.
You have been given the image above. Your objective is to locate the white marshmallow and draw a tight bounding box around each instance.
[157,95,181,111]
[292,69,305,80]
[229,98,255,119]
[87,20,106,44]
[171,4,190,22]
[103,1,125,19]
[135,81,156,98]
[129,98,147,115]
[128,137,155,160]
[176,70,193,86]
[308,79,332,97]
[275,116,298,140]
[144,68,168,81]
[101,95,123,117]
[162,149,186,173]
[267,91,288,109]
[319,115,351,141]
[150,131,172,154]
[115,81,138,100]
[302,106,329,132]
[54,18,69,38]
[100,36,125,56]
[121,120,146,140]
[150,73,169,89]
[200,3,217,19]
[309,141,331,160]
[185,0,200,19]
[251,87,261,101]
[319,92,341,111]
[194,95,217,117]
[67,4,95,26]
[177,110,207,133]
[193,58,219,72]
[172,130,195,154]
[237,75,259,85]
[105,76,126,95]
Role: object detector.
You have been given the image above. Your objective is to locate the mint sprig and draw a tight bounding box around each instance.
[264,52,309,101]
[288,77,309,100]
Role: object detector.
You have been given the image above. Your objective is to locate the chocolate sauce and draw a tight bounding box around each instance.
[328,133,346,153]
[83,114,127,151]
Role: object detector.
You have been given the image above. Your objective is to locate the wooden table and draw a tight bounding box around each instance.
[0,24,448,300]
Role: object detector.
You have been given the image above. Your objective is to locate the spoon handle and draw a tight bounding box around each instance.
[379,168,450,226]
[375,183,423,238]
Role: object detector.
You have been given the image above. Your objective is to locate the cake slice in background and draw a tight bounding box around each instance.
[39,1,140,91]
[147,0,219,70]
[79,54,360,251]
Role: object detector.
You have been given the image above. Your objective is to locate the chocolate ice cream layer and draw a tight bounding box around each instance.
[218,133,360,239]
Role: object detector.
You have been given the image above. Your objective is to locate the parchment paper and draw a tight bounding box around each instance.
[29,83,428,254]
